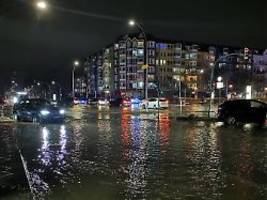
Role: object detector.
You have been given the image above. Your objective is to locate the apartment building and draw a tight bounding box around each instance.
[84,33,262,99]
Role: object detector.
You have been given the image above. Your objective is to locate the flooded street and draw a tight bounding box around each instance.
[1,107,267,199]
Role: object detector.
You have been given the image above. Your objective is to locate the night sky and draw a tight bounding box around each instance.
[0,0,266,92]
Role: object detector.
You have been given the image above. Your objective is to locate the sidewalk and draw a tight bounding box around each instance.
[0,124,29,198]
[0,116,13,123]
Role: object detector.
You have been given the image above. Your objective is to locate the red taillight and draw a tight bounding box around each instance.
[123,100,130,105]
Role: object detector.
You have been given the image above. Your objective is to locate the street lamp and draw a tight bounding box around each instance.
[128,19,136,27]
[51,81,62,101]
[36,1,48,10]
[208,53,241,117]
[128,19,148,99]
[217,76,223,82]
[72,60,80,98]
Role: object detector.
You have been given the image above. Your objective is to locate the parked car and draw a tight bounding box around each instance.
[97,98,110,107]
[13,98,65,123]
[218,99,267,125]
[121,98,131,107]
[130,98,142,109]
[142,98,169,109]
[159,98,169,109]
[88,98,98,106]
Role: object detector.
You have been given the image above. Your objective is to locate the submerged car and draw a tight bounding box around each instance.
[13,98,65,123]
[218,99,267,125]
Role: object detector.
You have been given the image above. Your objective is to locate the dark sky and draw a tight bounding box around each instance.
[0,0,266,92]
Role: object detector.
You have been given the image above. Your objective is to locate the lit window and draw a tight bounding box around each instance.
[132,50,138,57]
[138,49,144,56]
[138,42,144,47]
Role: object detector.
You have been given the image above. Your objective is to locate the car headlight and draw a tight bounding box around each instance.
[59,109,65,115]
[40,110,50,116]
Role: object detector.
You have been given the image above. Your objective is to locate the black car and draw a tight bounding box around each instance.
[13,99,65,123]
[218,99,267,125]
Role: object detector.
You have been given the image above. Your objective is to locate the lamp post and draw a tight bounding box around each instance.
[128,19,148,99]
[51,81,62,101]
[217,76,223,104]
[72,60,80,98]
[35,81,49,99]
[208,53,241,118]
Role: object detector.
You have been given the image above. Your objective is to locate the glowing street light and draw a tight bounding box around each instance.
[128,18,148,99]
[217,76,223,82]
[72,60,80,98]
[128,19,136,27]
[74,60,80,67]
[36,1,48,10]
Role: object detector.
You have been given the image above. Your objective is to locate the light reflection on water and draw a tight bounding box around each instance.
[14,110,267,200]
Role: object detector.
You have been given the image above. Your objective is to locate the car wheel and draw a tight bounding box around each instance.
[225,116,236,126]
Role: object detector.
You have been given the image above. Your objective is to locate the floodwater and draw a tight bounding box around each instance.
[0,107,267,200]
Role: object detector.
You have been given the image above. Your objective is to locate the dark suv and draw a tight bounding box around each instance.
[218,100,267,125]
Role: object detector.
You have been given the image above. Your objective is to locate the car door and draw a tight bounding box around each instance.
[249,101,266,124]
[230,101,250,123]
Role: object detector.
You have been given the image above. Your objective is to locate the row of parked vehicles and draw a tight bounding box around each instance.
[11,97,267,126]
[11,97,169,124]
[74,97,170,109]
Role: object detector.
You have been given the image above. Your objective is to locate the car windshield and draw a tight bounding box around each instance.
[23,99,51,106]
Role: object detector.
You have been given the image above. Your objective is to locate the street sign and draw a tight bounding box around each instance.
[216,82,224,89]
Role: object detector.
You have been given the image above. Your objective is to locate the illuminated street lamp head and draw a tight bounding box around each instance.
[36,1,47,10]
[128,19,136,27]
[217,76,223,82]
[74,61,79,67]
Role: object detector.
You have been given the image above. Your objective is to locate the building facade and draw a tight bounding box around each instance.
[84,33,264,99]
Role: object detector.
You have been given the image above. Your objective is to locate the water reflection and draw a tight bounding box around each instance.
[121,110,131,160]
[158,112,171,153]
[96,112,112,173]
[120,111,165,199]
[97,112,111,132]
[181,123,223,199]
[124,115,148,198]
[40,127,51,167]
[13,108,267,200]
